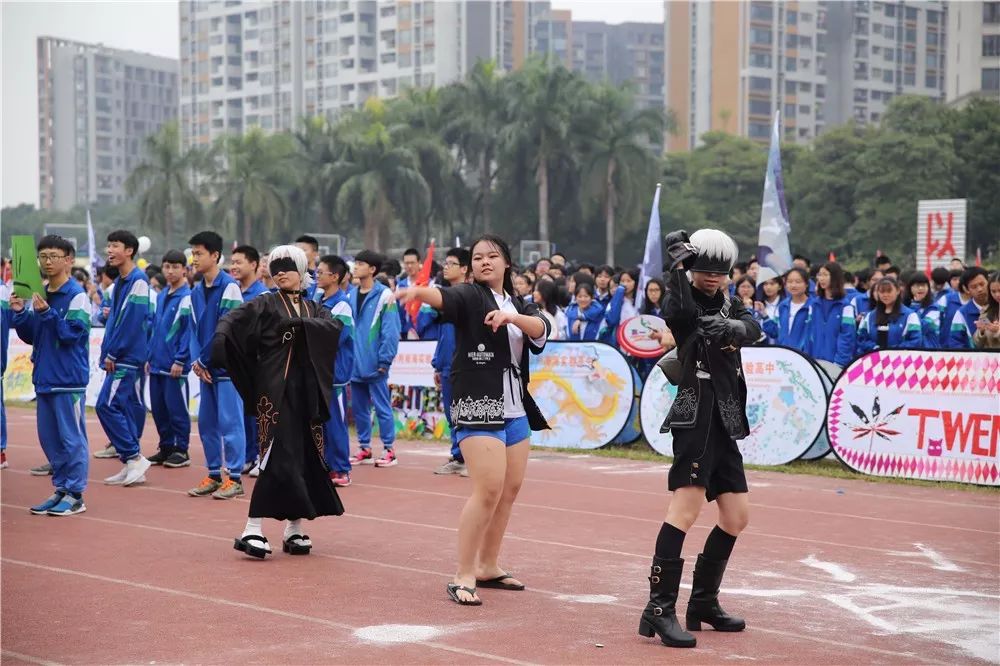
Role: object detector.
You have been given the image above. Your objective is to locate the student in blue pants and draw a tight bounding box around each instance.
[1,283,12,469]
[231,244,269,475]
[348,250,401,468]
[97,230,154,488]
[146,250,194,468]
[188,231,247,499]
[316,255,355,487]
[12,235,91,516]
[425,247,470,476]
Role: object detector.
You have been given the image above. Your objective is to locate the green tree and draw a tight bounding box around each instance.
[289,116,338,233]
[209,128,295,246]
[124,120,205,249]
[578,84,670,264]
[501,59,586,242]
[327,101,430,250]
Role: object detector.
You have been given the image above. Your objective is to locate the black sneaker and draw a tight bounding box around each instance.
[147,448,173,466]
[163,450,191,468]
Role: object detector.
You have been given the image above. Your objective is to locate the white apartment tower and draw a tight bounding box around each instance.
[37,37,178,210]
[945,1,1000,105]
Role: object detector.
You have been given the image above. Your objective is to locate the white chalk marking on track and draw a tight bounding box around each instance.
[0,650,65,666]
[354,624,444,644]
[800,554,857,582]
[553,594,618,604]
[887,543,965,572]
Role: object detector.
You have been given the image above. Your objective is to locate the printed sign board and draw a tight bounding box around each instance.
[916,199,966,275]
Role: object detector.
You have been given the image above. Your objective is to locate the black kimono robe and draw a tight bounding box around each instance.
[211,290,345,520]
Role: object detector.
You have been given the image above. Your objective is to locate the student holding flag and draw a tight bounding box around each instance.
[97,230,154,488]
[12,235,91,515]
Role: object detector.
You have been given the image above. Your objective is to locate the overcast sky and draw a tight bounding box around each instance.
[2,1,663,209]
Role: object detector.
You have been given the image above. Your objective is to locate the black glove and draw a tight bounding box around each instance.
[698,315,744,349]
[665,230,698,272]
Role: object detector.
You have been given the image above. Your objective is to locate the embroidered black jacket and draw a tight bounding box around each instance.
[660,269,761,439]
[438,282,551,431]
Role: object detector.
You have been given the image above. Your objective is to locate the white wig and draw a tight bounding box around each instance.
[690,229,739,270]
[268,244,313,290]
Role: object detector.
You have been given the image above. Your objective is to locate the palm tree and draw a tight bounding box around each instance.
[209,128,294,245]
[290,115,338,232]
[501,59,585,242]
[124,120,205,248]
[326,102,430,250]
[579,84,672,264]
[442,60,508,233]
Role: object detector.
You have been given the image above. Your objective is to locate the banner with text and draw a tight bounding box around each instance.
[387,341,450,440]
[916,198,966,275]
[827,350,999,486]
[639,346,827,465]
[527,341,635,449]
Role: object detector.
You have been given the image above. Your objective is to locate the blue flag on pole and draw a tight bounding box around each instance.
[636,183,663,310]
[755,112,792,284]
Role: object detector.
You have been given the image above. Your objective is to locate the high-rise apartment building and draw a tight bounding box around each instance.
[824,1,946,127]
[663,1,952,152]
[572,22,665,111]
[535,9,573,69]
[945,1,1000,105]
[178,0,553,149]
[37,37,178,210]
[663,1,828,152]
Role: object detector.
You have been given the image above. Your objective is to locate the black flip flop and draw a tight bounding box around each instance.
[234,534,270,559]
[282,534,312,555]
[446,583,482,606]
[476,573,525,591]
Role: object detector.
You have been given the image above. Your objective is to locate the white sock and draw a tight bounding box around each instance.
[284,519,302,539]
[242,517,263,539]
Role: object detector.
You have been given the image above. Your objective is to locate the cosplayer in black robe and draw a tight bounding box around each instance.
[212,274,344,558]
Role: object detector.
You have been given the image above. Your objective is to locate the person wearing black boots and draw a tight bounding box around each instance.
[640,228,761,649]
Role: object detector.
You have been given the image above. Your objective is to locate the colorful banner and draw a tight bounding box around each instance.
[799,358,838,460]
[827,350,999,486]
[639,346,827,465]
[527,341,635,449]
[611,364,643,445]
[387,341,449,441]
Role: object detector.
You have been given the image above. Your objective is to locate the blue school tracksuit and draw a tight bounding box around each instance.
[239,280,269,465]
[415,302,441,341]
[946,299,983,350]
[13,280,91,496]
[912,302,942,350]
[191,270,246,479]
[937,291,968,349]
[1,285,12,454]
[600,285,637,345]
[762,297,813,353]
[348,282,400,451]
[565,301,605,341]
[97,267,153,463]
[423,288,461,461]
[807,296,857,368]
[318,289,355,474]
[148,284,193,453]
[857,307,924,353]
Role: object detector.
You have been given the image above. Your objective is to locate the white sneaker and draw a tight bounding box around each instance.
[248,461,261,478]
[94,444,118,459]
[104,465,129,485]
[122,456,152,486]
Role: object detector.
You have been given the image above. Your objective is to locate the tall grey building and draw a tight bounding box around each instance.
[946,1,1000,105]
[178,0,554,150]
[571,21,664,111]
[822,0,946,127]
[37,37,178,210]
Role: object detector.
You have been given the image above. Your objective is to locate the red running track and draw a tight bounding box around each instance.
[2,407,998,665]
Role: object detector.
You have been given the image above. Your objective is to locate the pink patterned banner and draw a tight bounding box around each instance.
[828,350,1000,486]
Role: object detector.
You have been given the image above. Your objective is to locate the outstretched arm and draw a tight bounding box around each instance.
[396,286,443,311]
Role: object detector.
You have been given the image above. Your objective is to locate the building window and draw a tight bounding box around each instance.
[799,104,810,114]
[905,28,917,43]
[984,35,1000,57]
[925,74,938,88]
[749,122,770,139]
[884,25,895,39]
[749,52,772,68]
[854,62,868,80]
[885,4,896,17]
[786,56,797,71]
[982,68,1000,90]
[985,3,1000,24]
[785,80,797,94]
[783,102,796,117]
[749,76,772,92]
[750,3,773,22]
[883,69,893,83]
[751,28,772,45]
[787,9,797,24]
[854,88,868,102]
[750,98,772,115]
[816,83,826,98]
[885,48,894,62]
[904,71,915,85]
[905,7,918,20]
[927,30,938,46]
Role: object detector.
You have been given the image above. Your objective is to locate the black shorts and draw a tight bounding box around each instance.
[668,380,748,502]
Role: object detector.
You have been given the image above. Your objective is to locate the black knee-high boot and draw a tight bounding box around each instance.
[638,556,697,648]
[685,554,746,632]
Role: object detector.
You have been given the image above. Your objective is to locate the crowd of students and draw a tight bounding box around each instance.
[2,231,998,518]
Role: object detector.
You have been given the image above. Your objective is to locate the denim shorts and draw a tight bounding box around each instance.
[454,416,531,447]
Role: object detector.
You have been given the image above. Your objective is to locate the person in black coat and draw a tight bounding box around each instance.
[396,235,550,607]
[639,228,762,649]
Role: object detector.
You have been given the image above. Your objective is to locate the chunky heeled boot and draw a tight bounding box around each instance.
[685,554,746,632]
[638,556,697,648]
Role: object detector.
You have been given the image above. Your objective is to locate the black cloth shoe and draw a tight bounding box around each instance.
[147,447,173,465]
[686,554,746,632]
[638,556,696,648]
[163,450,191,468]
